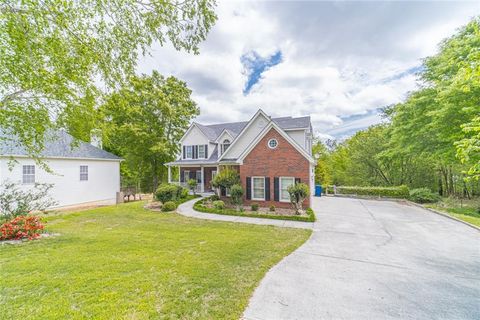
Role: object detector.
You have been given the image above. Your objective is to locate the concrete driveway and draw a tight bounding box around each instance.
[243,196,480,320]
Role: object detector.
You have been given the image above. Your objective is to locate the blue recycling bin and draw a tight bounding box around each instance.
[315,185,322,197]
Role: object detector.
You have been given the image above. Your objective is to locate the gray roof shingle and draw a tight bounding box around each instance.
[169,113,312,165]
[0,130,122,160]
[200,115,310,142]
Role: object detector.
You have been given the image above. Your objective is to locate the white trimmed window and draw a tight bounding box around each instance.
[280,177,295,202]
[22,165,35,184]
[80,165,88,181]
[198,145,206,158]
[185,146,193,159]
[252,177,265,200]
[221,139,231,154]
[268,138,278,149]
[184,170,190,182]
[196,170,202,183]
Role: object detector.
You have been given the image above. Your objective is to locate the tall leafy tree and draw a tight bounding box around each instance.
[0,0,216,156]
[100,71,199,191]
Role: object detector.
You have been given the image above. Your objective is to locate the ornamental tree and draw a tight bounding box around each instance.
[0,0,217,159]
[287,183,310,215]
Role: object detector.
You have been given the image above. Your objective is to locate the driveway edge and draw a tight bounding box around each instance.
[406,200,480,232]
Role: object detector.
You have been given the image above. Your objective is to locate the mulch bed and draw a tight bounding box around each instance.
[204,200,308,217]
[0,233,60,245]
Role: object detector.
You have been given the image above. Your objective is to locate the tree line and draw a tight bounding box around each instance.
[315,17,480,198]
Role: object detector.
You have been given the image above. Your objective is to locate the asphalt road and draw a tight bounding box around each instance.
[243,196,480,320]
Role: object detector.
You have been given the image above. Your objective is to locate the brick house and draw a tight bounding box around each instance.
[166,109,315,208]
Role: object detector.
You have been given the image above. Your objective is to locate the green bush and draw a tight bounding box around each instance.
[251,203,259,211]
[326,185,409,198]
[187,179,197,194]
[269,205,276,212]
[230,184,244,210]
[180,187,189,199]
[213,200,225,210]
[155,184,179,203]
[409,188,441,203]
[210,194,220,201]
[162,201,177,212]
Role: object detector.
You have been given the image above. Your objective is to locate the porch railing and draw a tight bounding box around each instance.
[171,181,202,193]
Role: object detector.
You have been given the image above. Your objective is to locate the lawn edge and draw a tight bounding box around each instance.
[407,200,480,231]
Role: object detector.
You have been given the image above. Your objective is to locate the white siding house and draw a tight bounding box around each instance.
[0,130,122,208]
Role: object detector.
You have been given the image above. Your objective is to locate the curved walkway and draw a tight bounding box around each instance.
[177,198,313,229]
[243,196,480,320]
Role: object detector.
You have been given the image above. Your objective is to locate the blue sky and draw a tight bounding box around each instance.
[139,1,479,140]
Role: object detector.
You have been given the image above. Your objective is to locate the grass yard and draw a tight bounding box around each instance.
[0,202,311,319]
[426,197,480,227]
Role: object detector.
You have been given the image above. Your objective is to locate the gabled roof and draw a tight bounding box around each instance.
[0,130,122,161]
[188,113,310,143]
[237,121,315,164]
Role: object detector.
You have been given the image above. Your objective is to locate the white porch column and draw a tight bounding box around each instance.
[178,166,181,184]
[200,166,205,193]
[167,165,172,184]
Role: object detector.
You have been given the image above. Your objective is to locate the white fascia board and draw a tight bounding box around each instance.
[0,155,123,162]
[217,109,270,161]
[237,122,315,164]
[179,122,211,143]
[214,129,234,143]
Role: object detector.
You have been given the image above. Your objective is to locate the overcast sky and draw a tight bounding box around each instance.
[138,0,479,140]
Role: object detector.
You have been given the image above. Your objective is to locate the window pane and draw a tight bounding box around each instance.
[186,146,192,158]
[252,177,265,199]
[22,165,35,184]
[280,177,294,201]
[198,145,205,158]
[253,177,264,188]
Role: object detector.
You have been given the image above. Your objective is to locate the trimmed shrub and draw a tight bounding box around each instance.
[155,184,179,203]
[210,194,220,201]
[230,184,244,210]
[251,203,259,211]
[180,187,189,199]
[409,188,441,204]
[288,183,310,214]
[0,215,45,241]
[187,179,197,195]
[162,201,177,212]
[213,200,225,210]
[269,205,276,212]
[326,185,409,198]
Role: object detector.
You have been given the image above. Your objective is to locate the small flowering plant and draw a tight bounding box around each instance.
[0,215,45,241]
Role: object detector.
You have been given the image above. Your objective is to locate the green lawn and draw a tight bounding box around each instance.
[426,198,480,227]
[0,202,311,319]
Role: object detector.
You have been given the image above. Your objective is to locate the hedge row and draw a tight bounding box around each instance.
[325,185,409,199]
[193,197,316,222]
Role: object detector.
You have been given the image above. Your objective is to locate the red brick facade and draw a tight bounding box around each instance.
[239,128,310,208]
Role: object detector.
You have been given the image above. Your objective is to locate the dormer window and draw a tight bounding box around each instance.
[221,139,231,154]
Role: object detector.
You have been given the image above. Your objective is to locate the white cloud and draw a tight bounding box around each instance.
[137,0,479,138]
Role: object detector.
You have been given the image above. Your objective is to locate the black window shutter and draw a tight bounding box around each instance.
[183,146,186,159]
[180,170,184,182]
[220,186,226,196]
[265,177,270,201]
[274,177,279,201]
[205,144,208,158]
[246,177,251,200]
[195,145,199,159]
[295,178,301,184]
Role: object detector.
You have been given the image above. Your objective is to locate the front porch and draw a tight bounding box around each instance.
[167,164,218,193]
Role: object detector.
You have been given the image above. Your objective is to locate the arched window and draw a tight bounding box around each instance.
[222,139,231,154]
